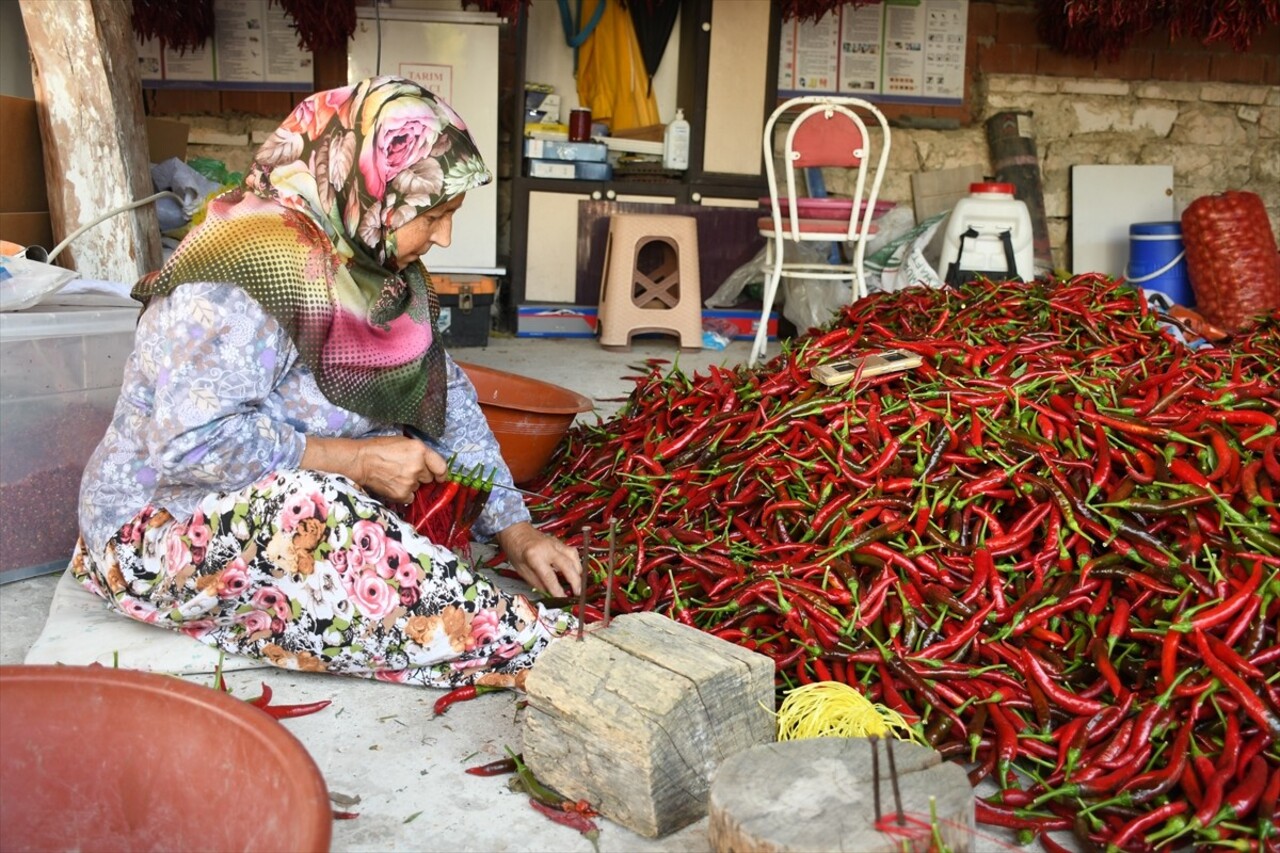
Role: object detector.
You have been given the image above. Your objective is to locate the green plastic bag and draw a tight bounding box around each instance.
[186,157,244,187]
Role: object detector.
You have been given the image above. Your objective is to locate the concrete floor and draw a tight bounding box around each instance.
[0,335,765,853]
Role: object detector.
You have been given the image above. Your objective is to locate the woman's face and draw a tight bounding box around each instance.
[390,194,466,269]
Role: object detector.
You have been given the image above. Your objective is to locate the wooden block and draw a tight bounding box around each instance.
[709,739,975,853]
[522,612,776,838]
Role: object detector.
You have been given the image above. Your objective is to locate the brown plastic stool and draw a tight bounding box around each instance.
[597,214,703,351]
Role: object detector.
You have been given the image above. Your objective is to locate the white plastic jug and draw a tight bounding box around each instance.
[937,182,1035,284]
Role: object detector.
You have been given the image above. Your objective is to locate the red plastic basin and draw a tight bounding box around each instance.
[0,665,332,853]
[459,362,594,485]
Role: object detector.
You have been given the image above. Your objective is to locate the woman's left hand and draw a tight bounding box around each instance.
[494,521,582,598]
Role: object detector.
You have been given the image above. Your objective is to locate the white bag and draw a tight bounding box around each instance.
[0,254,78,312]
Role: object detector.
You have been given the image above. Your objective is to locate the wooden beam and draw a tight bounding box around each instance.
[20,0,162,282]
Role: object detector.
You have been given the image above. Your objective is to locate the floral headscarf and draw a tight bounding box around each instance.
[133,76,492,437]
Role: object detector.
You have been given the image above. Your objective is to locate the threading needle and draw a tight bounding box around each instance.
[577,525,591,641]
[885,735,905,826]
[603,520,616,628]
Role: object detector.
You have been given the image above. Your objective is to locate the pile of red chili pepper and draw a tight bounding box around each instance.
[524,275,1279,851]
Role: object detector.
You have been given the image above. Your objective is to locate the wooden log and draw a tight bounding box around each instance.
[708,738,975,853]
[20,0,162,282]
[522,612,776,838]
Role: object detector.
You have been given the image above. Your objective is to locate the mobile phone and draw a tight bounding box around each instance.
[810,349,923,386]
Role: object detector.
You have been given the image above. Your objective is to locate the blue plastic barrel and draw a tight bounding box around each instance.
[1127,222,1193,306]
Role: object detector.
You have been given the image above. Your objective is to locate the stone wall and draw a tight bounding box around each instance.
[824,75,1279,271]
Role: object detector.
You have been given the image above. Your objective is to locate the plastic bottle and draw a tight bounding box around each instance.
[663,107,690,170]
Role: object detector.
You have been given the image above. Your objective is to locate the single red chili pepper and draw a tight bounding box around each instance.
[528,797,601,837]
[247,681,273,708]
[1108,800,1186,850]
[262,699,333,720]
[1018,649,1104,716]
[1159,629,1181,692]
[1233,733,1271,788]
[1190,629,1280,741]
[1120,720,1191,805]
[1258,764,1280,841]
[974,799,1071,833]
[433,684,502,717]
[1169,456,1213,491]
[465,756,519,776]
[411,480,460,532]
[1175,559,1264,633]
[1217,754,1268,823]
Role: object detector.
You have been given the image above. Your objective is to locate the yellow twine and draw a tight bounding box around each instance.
[774,681,920,742]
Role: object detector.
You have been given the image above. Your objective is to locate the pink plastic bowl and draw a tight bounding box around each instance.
[0,665,332,853]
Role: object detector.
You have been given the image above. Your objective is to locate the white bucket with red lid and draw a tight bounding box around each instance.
[937,182,1035,284]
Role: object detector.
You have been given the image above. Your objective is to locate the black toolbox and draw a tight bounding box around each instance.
[435,275,496,348]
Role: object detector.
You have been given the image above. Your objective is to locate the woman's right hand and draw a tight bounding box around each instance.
[302,435,448,504]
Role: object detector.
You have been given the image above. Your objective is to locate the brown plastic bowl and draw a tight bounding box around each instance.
[0,665,332,853]
[458,362,593,485]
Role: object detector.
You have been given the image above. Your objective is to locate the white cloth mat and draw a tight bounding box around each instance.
[24,567,267,675]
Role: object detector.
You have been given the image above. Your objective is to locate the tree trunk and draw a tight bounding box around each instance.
[20,0,162,283]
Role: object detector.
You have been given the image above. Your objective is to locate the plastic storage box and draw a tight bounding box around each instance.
[435,275,496,348]
[0,303,139,582]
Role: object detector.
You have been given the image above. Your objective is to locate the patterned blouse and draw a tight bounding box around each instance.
[78,282,528,553]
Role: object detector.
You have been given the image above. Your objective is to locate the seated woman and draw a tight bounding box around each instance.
[73,76,581,690]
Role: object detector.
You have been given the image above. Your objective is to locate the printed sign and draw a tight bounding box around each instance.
[778,0,968,105]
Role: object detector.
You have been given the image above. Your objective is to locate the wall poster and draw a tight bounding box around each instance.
[778,0,968,105]
[137,0,312,90]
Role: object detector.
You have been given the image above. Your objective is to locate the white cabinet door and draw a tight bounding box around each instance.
[704,0,772,176]
[524,190,591,302]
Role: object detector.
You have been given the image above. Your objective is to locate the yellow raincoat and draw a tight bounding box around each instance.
[575,0,660,133]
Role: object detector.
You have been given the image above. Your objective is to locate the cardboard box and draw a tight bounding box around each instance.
[526,159,613,181]
[573,161,613,180]
[0,97,190,251]
[524,92,561,124]
[146,117,190,163]
[526,159,577,180]
[524,122,570,141]
[523,139,609,163]
[703,308,778,341]
[0,95,53,250]
[517,304,599,338]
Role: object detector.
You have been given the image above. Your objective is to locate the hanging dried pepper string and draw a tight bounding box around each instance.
[517,275,1279,850]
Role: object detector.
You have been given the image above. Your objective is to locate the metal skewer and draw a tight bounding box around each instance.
[603,520,616,628]
[885,735,905,826]
[577,525,591,641]
[869,735,882,826]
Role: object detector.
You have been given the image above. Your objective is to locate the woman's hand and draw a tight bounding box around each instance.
[302,435,448,504]
[494,521,582,598]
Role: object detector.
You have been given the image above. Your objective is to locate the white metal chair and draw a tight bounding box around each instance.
[749,96,891,366]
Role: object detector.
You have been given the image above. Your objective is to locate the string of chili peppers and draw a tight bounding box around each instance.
[523,275,1279,850]
[131,0,215,55]
[398,461,498,555]
[269,0,356,53]
[777,0,881,24]
[1037,0,1280,57]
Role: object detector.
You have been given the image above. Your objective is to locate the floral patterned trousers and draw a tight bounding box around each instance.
[73,470,572,688]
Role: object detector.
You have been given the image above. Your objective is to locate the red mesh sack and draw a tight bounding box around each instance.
[1181,190,1280,333]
